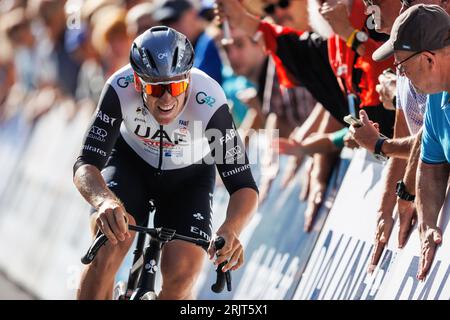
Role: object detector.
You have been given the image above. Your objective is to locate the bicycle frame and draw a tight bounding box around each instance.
[127,227,175,300]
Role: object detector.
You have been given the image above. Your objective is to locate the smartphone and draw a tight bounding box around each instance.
[344,115,363,128]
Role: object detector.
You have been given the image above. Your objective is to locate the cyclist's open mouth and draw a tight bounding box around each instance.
[157,103,175,113]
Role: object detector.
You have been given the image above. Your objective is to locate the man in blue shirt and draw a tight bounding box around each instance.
[422,92,450,164]
[373,4,450,280]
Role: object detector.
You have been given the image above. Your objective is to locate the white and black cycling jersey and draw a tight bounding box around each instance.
[74,65,258,195]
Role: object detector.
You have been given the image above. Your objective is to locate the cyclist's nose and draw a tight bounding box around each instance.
[159,89,173,103]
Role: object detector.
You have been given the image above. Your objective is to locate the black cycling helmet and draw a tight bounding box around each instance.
[130,26,194,81]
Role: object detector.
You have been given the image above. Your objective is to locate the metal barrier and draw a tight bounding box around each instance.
[0,105,92,299]
[293,149,450,300]
[0,107,448,300]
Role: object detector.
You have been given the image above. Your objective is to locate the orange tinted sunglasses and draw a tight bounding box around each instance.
[141,79,189,98]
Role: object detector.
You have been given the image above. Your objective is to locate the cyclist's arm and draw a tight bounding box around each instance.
[206,104,258,197]
[206,104,258,270]
[73,84,123,210]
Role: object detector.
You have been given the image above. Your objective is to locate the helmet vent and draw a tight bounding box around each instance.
[144,48,157,69]
[171,46,179,71]
[151,26,168,33]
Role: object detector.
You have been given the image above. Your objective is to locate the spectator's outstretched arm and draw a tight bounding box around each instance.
[397,128,423,249]
[216,0,260,37]
[367,109,410,272]
[350,109,415,159]
[367,157,406,273]
[416,161,449,280]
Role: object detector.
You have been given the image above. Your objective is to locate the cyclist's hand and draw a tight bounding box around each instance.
[96,199,130,245]
[208,229,243,272]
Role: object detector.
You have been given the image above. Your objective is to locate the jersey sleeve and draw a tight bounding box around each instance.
[206,104,258,195]
[73,84,123,175]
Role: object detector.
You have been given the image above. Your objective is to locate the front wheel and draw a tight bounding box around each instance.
[140,291,158,300]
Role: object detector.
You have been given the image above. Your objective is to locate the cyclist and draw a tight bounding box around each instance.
[73,26,259,300]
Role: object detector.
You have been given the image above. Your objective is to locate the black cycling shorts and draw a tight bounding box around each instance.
[90,136,216,242]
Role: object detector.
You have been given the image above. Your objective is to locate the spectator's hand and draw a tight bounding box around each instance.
[236,87,261,110]
[96,199,130,245]
[349,110,381,152]
[299,157,313,201]
[281,156,303,188]
[208,227,243,272]
[343,130,360,149]
[417,223,442,280]
[397,199,417,248]
[367,212,394,273]
[319,1,354,41]
[376,70,397,111]
[215,0,247,28]
[258,114,279,204]
[278,127,306,187]
[304,178,326,232]
[273,138,303,157]
[258,166,279,204]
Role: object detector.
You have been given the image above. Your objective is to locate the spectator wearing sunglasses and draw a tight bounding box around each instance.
[373,4,450,281]
[73,26,258,300]
[261,0,311,31]
[351,0,449,273]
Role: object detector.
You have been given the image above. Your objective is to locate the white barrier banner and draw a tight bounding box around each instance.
[293,149,450,300]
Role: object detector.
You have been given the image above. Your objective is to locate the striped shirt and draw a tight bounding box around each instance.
[396,75,427,134]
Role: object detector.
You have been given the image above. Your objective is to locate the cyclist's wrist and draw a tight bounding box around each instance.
[96,196,123,211]
[217,224,240,238]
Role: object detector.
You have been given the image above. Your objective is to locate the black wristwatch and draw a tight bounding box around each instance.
[373,137,389,161]
[351,31,369,51]
[396,180,415,202]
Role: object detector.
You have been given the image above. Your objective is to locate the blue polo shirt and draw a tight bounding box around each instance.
[421,91,450,164]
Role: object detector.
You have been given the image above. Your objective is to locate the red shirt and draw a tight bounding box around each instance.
[327,0,393,107]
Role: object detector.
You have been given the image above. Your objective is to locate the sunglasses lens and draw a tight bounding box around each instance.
[144,81,188,97]
[263,4,275,14]
[169,81,189,97]
[145,84,165,97]
[279,0,290,9]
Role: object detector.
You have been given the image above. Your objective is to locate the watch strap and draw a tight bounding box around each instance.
[374,137,387,156]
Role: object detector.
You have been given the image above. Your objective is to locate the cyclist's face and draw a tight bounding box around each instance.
[142,74,189,125]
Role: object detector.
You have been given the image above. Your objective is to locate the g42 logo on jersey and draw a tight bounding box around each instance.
[196,92,216,107]
[117,74,135,88]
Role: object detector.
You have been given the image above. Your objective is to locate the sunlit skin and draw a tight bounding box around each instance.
[141,74,190,125]
[394,50,432,94]
[222,28,265,81]
[261,0,311,31]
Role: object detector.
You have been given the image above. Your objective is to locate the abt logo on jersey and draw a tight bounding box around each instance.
[196,92,216,107]
[96,111,117,126]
